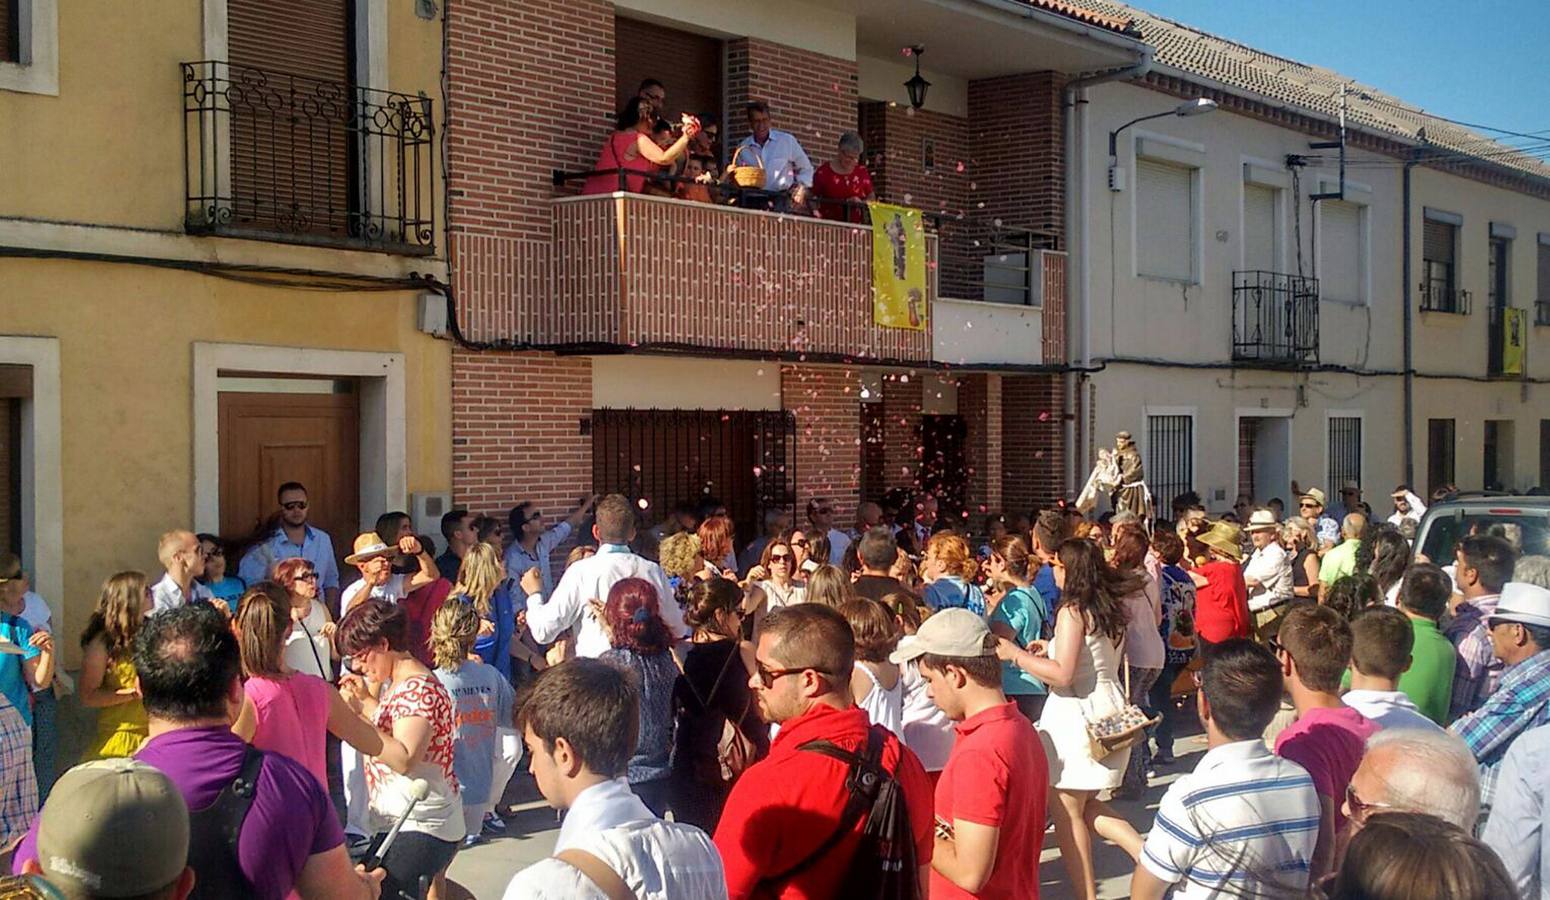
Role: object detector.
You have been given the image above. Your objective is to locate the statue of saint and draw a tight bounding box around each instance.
[1110,431,1153,521]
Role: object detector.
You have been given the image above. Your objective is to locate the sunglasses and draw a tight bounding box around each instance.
[282,501,308,511]
[1298,502,1319,509]
[769,552,791,562]
[1267,636,1286,656]
[295,572,318,583]
[1344,782,1394,822]
[790,539,809,547]
[754,660,830,688]
[817,508,833,515]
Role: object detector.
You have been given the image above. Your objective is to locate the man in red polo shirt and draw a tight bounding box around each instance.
[894,608,1048,898]
[714,603,934,898]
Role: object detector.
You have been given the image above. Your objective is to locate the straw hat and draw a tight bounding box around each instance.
[344,532,396,566]
[1245,509,1280,532]
[1198,522,1245,561]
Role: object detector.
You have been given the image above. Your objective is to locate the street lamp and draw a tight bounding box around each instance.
[904,46,930,110]
[1107,98,1218,190]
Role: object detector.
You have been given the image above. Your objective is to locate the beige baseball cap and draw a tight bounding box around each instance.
[37,759,189,898]
[889,608,992,664]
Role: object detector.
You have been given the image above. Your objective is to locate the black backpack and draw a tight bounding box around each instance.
[758,725,922,900]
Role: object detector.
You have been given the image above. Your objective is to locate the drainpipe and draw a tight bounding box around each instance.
[1062,49,1154,496]
[1402,158,1416,486]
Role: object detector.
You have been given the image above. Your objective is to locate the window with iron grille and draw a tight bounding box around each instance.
[1146,414,1193,512]
[1328,416,1362,498]
[1427,419,1455,498]
[1422,217,1460,312]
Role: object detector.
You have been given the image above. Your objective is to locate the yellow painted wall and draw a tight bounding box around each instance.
[0,0,445,238]
[1,257,452,664]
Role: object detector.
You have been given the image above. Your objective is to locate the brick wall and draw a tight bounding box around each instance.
[967,72,1066,240]
[881,372,923,494]
[781,365,860,522]
[451,352,593,526]
[960,374,1004,517]
[1002,373,1067,514]
[725,39,858,157]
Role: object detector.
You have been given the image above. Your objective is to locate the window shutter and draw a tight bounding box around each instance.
[1136,159,1194,281]
[1321,201,1362,303]
[1424,219,1456,264]
[1242,184,1277,272]
[0,0,14,64]
[1538,243,1550,304]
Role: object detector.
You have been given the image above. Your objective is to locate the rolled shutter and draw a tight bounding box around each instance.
[1424,219,1456,264]
[1137,159,1194,281]
[1321,201,1362,303]
[1242,183,1277,272]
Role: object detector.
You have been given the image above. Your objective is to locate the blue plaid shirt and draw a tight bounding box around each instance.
[0,692,36,844]
[1451,648,1550,809]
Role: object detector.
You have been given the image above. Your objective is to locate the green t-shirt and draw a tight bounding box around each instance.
[1318,539,1361,585]
[1397,616,1457,725]
[990,586,1047,696]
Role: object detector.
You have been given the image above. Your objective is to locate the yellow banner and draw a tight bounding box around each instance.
[870,202,927,331]
[1503,306,1526,375]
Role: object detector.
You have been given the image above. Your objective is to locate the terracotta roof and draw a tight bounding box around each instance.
[1012,0,1138,36]
[1065,0,1550,183]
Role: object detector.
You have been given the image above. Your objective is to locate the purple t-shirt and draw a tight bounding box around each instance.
[1273,704,1379,829]
[14,726,344,900]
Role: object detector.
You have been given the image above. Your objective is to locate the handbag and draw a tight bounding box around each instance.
[1082,654,1160,761]
[675,643,757,785]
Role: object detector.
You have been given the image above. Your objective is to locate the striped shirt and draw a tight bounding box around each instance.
[0,692,37,845]
[1451,648,1550,809]
[1140,739,1319,899]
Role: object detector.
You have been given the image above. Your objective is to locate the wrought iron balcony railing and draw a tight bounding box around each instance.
[1419,280,1471,314]
[1537,300,1550,327]
[182,61,434,254]
[1232,270,1319,365]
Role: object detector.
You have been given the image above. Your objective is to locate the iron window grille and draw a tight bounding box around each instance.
[182,60,435,254]
[1232,271,1320,366]
[1419,281,1471,315]
[1146,415,1194,512]
[1328,416,1362,498]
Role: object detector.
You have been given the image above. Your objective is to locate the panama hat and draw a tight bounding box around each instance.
[1490,582,1550,630]
[1299,488,1327,507]
[1244,510,1280,532]
[344,532,396,566]
[1198,522,1245,562]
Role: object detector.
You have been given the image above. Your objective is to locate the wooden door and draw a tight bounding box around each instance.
[218,391,359,569]
[920,415,968,523]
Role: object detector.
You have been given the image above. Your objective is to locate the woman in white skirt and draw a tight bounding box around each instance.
[996,538,1145,900]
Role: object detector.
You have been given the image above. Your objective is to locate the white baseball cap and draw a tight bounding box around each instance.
[889,608,992,664]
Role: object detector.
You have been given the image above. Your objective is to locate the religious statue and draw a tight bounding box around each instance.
[1111,431,1153,522]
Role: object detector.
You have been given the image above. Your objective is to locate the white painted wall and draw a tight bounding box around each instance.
[932,298,1043,366]
[591,356,783,410]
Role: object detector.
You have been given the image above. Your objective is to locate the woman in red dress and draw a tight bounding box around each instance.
[582,97,700,195]
[812,131,875,222]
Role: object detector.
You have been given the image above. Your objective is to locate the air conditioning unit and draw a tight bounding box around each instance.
[410,492,452,539]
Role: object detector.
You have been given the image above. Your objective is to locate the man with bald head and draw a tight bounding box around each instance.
[1344,729,1480,838]
[151,530,214,614]
[1318,513,1368,587]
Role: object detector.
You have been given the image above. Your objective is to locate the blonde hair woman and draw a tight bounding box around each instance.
[231,584,382,789]
[78,571,150,760]
[1283,517,1321,601]
[922,532,986,615]
[430,599,517,841]
[452,543,523,680]
[803,564,856,609]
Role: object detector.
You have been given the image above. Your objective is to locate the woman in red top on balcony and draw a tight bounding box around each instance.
[582,97,700,195]
[812,131,875,223]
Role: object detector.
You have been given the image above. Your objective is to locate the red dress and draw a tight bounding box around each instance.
[1193,560,1251,643]
[583,130,656,194]
[812,162,874,222]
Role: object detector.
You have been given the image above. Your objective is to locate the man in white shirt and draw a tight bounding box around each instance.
[1386,485,1426,528]
[731,101,813,205]
[339,532,439,614]
[525,494,688,659]
[1343,606,1443,733]
[150,530,214,614]
[1132,639,1319,899]
[504,659,725,899]
[1242,510,1293,636]
[806,497,851,568]
[506,495,599,595]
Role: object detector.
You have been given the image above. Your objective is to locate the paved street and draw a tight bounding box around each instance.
[449,721,1209,899]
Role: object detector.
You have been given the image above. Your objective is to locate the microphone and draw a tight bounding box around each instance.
[365,778,431,871]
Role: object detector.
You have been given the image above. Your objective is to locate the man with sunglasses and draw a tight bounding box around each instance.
[806,498,850,567]
[713,604,934,897]
[238,482,341,611]
[1296,488,1340,552]
[506,495,599,596]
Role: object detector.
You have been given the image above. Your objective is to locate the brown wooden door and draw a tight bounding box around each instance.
[218,391,359,569]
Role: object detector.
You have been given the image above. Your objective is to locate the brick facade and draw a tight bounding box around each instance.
[967,72,1067,241]
[1002,373,1067,514]
[960,374,1004,517]
[725,38,858,157]
[781,365,860,523]
[881,372,924,494]
[451,352,593,522]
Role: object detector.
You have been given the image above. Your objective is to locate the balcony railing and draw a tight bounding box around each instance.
[1232,271,1319,365]
[464,193,933,359]
[934,220,1060,307]
[181,61,435,254]
[1419,280,1471,315]
[1537,300,1550,327]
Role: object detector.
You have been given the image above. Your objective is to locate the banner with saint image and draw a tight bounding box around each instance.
[869,201,927,331]
[1503,306,1526,376]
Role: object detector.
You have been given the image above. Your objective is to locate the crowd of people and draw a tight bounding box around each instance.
[1,470,1549,899]
[581,78,879,222]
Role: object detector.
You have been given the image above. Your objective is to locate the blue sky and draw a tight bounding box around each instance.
[1133,1,1549,141]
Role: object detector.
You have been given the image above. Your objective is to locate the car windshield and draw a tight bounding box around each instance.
[1419,511,1550,565]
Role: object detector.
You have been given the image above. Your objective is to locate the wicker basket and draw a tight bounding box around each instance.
[726,145,766,188]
